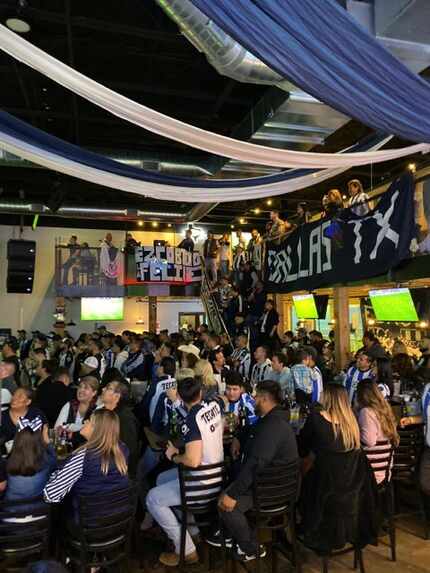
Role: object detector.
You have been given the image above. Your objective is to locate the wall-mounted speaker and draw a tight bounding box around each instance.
[7,240,36,294]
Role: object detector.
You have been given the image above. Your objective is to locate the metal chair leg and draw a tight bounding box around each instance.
[271,530,276,573]
[322,555,329,573]
[356,548,365,573]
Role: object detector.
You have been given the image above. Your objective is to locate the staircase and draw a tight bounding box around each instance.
[200,259,232,344]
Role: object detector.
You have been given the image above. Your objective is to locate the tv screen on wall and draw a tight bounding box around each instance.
[81,297,124,321]
[293,294,329,320]
[369,288,418,322]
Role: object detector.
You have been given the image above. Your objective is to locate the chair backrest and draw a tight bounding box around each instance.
[77,484,137,546]
[178,461,227,513]
[253,459,299,513]
[362,440,394,484]
[0,495,51,562]
[393,425,424,476]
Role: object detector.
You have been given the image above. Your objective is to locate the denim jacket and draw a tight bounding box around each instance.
[5,445,57,502]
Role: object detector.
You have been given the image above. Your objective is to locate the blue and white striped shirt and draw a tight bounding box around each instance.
[422,383,430,448]
[345,366,373,403]
[43,448,87,503]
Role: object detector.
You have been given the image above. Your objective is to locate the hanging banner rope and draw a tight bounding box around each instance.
[0,24,427,168]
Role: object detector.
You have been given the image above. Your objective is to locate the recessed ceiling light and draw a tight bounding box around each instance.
[6,18,31,33]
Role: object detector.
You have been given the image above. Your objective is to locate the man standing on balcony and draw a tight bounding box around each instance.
[61,235,79,285]
[178,229,195,253]
[203,231,219,284]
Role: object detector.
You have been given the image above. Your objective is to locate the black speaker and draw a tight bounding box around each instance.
[7,240,36,294]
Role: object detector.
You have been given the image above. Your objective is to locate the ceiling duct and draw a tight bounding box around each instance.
[155,0,288,87]
[0,200,218,224]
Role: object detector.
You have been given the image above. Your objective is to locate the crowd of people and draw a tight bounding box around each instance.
[0,318,428,567]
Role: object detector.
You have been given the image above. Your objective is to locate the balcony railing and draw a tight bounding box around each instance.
[55,245,124,298]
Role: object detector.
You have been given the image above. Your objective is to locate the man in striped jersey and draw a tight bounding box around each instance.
[231,334,251,382]
[249,346,272,390]
[344,351,373,403]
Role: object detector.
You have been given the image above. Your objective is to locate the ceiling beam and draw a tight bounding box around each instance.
[15,6,190,45]
[65,0,80,144]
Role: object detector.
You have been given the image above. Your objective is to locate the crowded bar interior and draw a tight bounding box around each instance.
[0,1,429,572]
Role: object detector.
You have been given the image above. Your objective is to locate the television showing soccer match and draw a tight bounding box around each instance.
[369,288,418,322]
[293,294,318,319]
[81,297,124,321]
[293,294,329,320]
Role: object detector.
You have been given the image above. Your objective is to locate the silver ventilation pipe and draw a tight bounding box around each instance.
[155,0,290,89]
[0,201,217,224]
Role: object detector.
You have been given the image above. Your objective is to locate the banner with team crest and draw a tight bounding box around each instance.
[265,173,416,293]
[135,245,202,283]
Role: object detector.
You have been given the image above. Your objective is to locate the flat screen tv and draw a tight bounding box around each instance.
[369,288,418,322]
[293,294,328,320]
[81,297,124,321]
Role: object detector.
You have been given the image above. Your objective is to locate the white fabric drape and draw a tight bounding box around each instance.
[0,24,428,168]
[0,130,390,202]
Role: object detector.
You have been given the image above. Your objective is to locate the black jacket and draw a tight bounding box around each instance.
[301,448,379,554]
[260,308,280,336]
[116,404,139,478]
[227,406,298,499]
[35,378,73,428]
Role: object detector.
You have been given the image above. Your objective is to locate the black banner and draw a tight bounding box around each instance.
[265,173,416,293]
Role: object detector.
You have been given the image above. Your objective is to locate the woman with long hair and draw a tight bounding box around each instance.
[372,356,393,399]
[299,383,361,457]
[356,381,399,484]
[299,384,377,555]
[54,376,99,444]
[2,417,56,502]
[43,409,129,515]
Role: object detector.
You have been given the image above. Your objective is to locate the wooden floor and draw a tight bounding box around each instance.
[132,512,430,573]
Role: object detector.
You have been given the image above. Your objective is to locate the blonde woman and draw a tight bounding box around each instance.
[322,189,344,219]
[299,384,360,464]
[356,381,399,483]
[299,385,378,554]
[43,409,129,515]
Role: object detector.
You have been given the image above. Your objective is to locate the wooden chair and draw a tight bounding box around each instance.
[363,441,396,560]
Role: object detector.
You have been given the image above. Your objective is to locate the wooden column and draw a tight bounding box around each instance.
[275,294,285,335]
[148,296,157,333]
[333,287,350,370]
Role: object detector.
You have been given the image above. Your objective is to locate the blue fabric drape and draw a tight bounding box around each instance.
[0,110,383,188]
[189,0,430,144]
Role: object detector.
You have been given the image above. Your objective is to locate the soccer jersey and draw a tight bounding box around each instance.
[345,366,373,403]
[226,393,258,425]
[231,347,251,381]
[422,383,430,447]
[250,359,272,388]
[148,376,177,422]
[310,366,323,403]
[348,192,370,217]
[181,401,224,467]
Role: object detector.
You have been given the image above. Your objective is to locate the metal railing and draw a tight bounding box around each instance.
[199,257,233,347]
